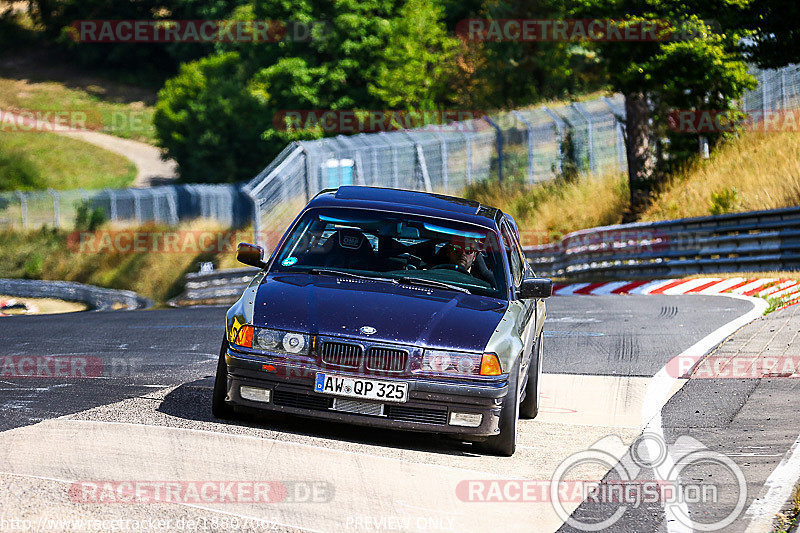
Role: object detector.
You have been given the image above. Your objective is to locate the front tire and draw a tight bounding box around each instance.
[476,359,520,456]
[520,333,543,419]
[212,338,235,420]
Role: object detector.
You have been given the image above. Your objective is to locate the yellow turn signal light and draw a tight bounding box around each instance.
[479,353,502,376]
[235,325,254,348]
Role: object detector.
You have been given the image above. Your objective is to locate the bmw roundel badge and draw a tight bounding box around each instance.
[360,326,377,335]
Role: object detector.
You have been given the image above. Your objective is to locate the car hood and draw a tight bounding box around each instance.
[252,273,508,351]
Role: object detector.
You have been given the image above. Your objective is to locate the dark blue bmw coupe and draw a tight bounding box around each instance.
[212,186,552,455]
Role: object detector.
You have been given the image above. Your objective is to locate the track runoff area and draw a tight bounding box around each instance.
[0,290,798,532]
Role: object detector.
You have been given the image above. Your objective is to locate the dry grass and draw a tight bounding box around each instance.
[643,131,800,221]
[463,172,629,245]
[0,219,251,304]
[772,481,800,533]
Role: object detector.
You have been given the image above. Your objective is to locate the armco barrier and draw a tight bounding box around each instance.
[168,267,259,307]
[0,279,151,311]
[524,206,800,279]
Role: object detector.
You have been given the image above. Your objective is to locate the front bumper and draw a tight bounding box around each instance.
[224,348,507,437]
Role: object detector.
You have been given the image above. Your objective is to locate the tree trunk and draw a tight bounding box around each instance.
[623,92,656,220]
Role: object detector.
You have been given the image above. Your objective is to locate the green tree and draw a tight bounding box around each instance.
[570,3,756,216]
[153,52,270,182]
[369,0,459,109]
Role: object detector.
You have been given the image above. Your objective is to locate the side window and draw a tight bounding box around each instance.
[501,222,523,287]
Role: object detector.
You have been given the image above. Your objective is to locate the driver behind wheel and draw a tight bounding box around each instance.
[434,237,495,285]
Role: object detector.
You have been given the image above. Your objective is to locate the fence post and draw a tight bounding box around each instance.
[433,131,450,192]
[572,102,595,174]
[15,191,27,229]
[166,188,178,225]
[152,189,162,222]
[49,189,60,228]
[415,143,433,192]
[458,124,473,184]
[780,68,787,110]
[761,71,768,119]
[132,189,142,222]
[512,110,535,183]
[482,115,503,183]
[105,188,118,221]
[542,106,564,176]
[601,96,626,172]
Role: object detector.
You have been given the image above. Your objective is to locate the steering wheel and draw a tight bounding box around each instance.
[431,263,468,273]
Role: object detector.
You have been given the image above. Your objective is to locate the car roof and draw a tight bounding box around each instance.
[306,186,503,228]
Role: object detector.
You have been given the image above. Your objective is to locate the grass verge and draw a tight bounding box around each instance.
[0,77,157,144]
[773,481,800,533]
[463,172,629,244]
[0,130,136,190]
[0,220,246,305]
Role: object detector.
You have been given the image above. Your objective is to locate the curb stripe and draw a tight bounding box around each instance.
[610,280,650,294]
[649,279,693,295]
[573,282,609,295]
[742,279,779,297]
[685,278,725,293]
[699,277,747,294]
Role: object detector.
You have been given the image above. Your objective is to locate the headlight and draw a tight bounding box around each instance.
[233,325,310,356]
[420,350,483,376]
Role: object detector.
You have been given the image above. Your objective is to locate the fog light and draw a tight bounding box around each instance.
[449,412,483,427]
[240,386,271,403]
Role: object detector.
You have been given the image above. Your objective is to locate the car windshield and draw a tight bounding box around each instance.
[272,208,508,299]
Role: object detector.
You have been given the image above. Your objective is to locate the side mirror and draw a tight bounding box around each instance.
[237,242,266,269]
[518,278,553,299]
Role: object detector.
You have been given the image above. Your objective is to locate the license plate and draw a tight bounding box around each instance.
[314,373,408,403]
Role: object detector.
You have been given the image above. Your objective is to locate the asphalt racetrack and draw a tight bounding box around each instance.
[0,295,791,532]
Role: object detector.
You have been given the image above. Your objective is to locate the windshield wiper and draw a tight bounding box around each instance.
[309,268,398,285]
[398,276,470,294]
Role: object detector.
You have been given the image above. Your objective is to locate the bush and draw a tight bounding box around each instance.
[0,143,44,191]
[74,201,107,231]
[709,187,739,215]
[153,52,272,183]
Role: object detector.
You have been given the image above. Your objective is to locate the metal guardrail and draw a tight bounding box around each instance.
[524,206,800,279]
[0,279,151,310]
[168,205,800,307]
[168,267,259,307]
